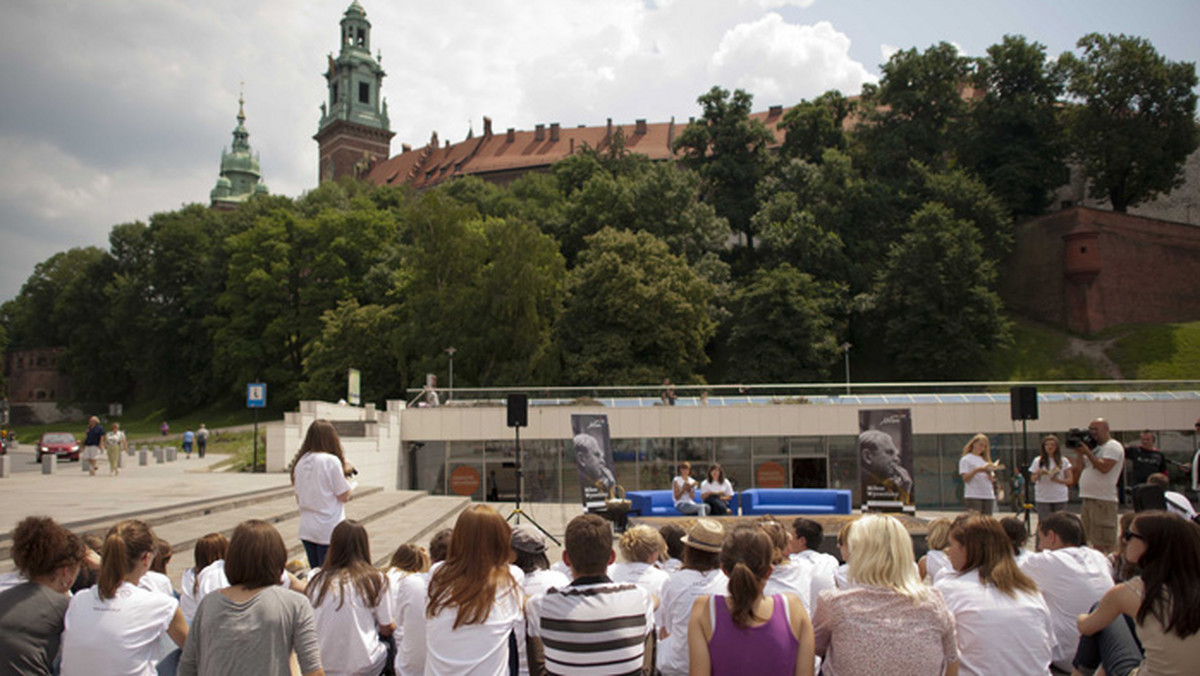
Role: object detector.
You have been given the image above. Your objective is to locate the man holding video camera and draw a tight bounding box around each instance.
[1070,418,1124,553]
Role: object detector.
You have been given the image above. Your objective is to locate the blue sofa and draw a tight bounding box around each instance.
[739,488,852,515]
[626,490,742,517]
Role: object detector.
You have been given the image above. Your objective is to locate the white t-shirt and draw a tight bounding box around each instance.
[309,573,394,676]
[1019,546,1113,670]
[610,561,669,600]
[923,549,952,583]
[660,558,682,574]
[137,571,173,598]
[656,568,728,676]
[514,568,571,676]
[424,572,523,676]
[672,476,698,505]
[698,478,733,501]
[763,559,813,616]
[179,568,200,624]
[934,569,1054,676]
[293,452,353,545]
[959,453,995,500]
[1077,439,1124,502]
[791,549,839,615]
[1029,456,1072,504]
[62,582,178,676]
[390,571,429,676]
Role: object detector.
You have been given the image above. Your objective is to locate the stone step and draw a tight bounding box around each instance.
[0,484,297,561]
[366,495,472,567]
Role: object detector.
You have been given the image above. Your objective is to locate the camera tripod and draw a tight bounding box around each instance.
[505,426,560,545]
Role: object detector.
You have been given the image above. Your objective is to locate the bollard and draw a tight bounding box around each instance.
[167,447,177,462]
[0,455,10,478]
[154,447,165,464]
[139,449,149,466]
[42,455,57,475]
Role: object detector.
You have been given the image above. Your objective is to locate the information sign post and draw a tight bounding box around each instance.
[247,383,267,472]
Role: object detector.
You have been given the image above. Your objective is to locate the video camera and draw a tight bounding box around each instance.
[1065,427,1096,451]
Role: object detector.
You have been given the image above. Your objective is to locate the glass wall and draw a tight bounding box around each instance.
[407,427,1200,509]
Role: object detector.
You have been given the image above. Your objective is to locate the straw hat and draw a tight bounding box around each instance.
[681,518,725,553]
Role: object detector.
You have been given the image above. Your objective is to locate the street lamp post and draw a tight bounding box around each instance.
[445,347,456,401]
[841,342,852,395]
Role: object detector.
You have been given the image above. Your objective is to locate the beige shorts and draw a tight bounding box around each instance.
[83,445,102,461]
[1081,498,1118,550]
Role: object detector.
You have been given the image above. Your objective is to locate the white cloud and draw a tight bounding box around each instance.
[710,15,877,103]
[881,43,900,63]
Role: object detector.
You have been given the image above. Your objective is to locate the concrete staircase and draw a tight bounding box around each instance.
[0,487,472,588]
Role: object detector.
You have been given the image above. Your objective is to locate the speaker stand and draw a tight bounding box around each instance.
[505,426,561,546]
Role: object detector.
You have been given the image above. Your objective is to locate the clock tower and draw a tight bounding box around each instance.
[314,1,393,183]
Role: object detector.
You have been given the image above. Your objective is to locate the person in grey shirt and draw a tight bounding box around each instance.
[179,520,323,676]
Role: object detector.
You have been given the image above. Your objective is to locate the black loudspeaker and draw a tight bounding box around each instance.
[506,394,528,428]
[1010,386,1038,421]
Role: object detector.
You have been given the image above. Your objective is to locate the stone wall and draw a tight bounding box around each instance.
[1002,207,1200,333]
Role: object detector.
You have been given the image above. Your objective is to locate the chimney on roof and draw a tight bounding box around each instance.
[570,138,574,153]
[550,123,560,142]
[535,124,545,142]
[668,116,675,152]
[635,119,647,135]
[506,128,515,143]
[483,116,493,137]
[402,143,412,153]
[606,118,613,139]
[768,105,783,117]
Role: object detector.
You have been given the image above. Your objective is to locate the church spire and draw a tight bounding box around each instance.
[211,90,268,210]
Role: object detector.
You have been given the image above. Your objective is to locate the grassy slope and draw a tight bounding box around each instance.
[1103,320,1200,380]
[983,318,1110,381]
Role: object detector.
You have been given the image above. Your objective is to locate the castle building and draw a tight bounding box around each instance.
[210,94,269,210]
[314,0,394,184]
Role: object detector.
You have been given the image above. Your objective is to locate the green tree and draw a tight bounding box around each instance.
[964,35,1067,217]
[1059,33,1199,212]
[558,228,716,384]
[674,86,776,250]
[915,164,1014,259]
[873,203,1011,380]
[301,300,404,404]
[780,90,854,163]
[857,43,973,181]
[725,264,843,382]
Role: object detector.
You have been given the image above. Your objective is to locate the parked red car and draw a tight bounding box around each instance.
[37,432,80,463]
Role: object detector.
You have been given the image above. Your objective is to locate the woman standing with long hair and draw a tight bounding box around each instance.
[0,516,88,674]
[178,520,323,676]
[934,516,1053,675]
[959,434,1003,515]
[307,520,394,676]
[289,420,355,568]
[1029,435,1072,522]
[688,526,814,676]
[1075,512,1200,676]
[61,519,188,675]
[812,515,958,675]
[424,505,522,676]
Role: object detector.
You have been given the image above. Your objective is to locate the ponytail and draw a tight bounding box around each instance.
[98,520,156,600]
[719,526,774,629]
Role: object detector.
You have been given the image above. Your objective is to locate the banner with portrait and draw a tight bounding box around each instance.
[570,414,617,510]
[858,409,915,512]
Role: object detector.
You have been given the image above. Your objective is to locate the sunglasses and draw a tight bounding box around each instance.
[1121,531,1145,543]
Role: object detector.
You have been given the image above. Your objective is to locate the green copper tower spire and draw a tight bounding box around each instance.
[211,91,268,210]
[314,1,394,183]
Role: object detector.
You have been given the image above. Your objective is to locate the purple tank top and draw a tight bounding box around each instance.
[708,594,799,675]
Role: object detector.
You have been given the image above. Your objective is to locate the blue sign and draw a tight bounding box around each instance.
[247,383,267,409]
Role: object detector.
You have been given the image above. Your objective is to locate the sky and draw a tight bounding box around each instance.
[1,0,1197,303]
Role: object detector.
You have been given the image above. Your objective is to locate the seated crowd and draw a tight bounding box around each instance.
[1,506,1198,676]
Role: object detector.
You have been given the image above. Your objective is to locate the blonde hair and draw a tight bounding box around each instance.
[618,525,665,564]
[846,515,927,602]
[926,518,952,550]
[961,434,993,463]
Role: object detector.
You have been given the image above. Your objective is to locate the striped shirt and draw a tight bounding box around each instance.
[525,575,655,676]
